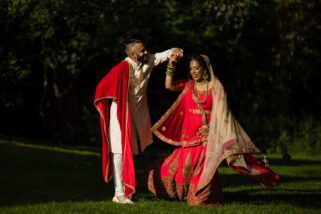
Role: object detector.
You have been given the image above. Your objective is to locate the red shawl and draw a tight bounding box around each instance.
[94,61,135,197]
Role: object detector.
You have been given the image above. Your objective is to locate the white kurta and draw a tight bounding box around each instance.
[109,49,175,154]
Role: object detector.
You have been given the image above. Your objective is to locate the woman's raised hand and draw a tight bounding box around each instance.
[168,49,183,68]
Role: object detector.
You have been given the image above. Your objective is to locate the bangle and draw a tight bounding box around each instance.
[167,64,175,69]
[166,66,175,76]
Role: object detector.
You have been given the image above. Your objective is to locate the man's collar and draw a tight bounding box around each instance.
[125,57,142,70]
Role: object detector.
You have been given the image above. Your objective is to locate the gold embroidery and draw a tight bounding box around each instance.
[153,130,207,147]
[129,64,145,88]
[161,176,177,198]
[192,147,205,177]
[122,77,136,198]
[151,81,210,148]
[188,108,211,115]
[168,152,179,175]
[187,183,210,206]
[181,133,190,139]
[176,183,188,200]
[151,81,191,132]
[148,164,177,199]
[182,152,192,179]
[147,169,156,194]
[196,146,260,193]
[163,152,174,166]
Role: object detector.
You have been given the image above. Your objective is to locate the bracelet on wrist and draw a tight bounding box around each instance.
[166,65,175,76]
[167,64,175,69]
[166,69,174,76]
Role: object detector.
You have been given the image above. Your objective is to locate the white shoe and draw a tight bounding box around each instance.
[112,196,134,204]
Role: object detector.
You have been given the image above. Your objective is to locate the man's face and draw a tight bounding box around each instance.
[132,43,149,64]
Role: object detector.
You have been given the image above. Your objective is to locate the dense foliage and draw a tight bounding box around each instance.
[1,0,320,153]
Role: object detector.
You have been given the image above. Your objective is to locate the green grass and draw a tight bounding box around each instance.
[0,138,321,214]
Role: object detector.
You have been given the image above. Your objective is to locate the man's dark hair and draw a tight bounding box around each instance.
[122,39,143,56]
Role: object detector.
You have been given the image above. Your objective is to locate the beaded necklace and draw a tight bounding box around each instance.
[192,81,209,104]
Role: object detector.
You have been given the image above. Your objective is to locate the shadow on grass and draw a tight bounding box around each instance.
[1,141,320,209]
[225,190,321,209]
[0,142,110,207]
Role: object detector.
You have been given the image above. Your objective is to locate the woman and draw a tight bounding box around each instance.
[148,54,280,206]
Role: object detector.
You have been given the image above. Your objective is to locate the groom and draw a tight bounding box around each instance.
[94,39,183,204]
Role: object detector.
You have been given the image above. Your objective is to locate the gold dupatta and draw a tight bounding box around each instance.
[196,55,260,193]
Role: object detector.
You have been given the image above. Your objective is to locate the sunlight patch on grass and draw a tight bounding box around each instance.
[0,139,99,157]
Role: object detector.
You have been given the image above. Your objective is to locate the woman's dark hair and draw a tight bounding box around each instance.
[189,54,209,74]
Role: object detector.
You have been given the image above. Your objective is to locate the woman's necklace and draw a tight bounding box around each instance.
[195,79,208,86]
[192,81,209,104]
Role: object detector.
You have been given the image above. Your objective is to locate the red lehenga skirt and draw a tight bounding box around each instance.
[148,143,225,206]
[148,81,279,205]
[148,145,279,206]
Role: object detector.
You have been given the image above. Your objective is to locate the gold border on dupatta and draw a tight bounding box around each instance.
[122,68,136,197]
[151,81,192,132]
[196,145,260,194]
[152,81,193,147]
[94,96,117,183]
[151,81,209,147]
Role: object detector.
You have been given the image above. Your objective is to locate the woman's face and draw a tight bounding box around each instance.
[189,60,205,82]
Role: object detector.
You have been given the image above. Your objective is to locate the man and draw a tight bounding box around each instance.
[94,39,183,204]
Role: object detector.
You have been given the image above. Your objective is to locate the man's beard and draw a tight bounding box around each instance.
[137,53,149,64]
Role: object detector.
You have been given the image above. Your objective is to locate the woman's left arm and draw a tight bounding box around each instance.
[164,53,184,91]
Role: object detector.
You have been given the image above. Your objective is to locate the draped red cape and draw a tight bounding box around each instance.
[94,61,135,197]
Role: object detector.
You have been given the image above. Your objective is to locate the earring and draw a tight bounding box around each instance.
[203,72,209,80]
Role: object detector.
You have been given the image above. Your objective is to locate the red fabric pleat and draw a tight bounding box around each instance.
[94,61,135,197]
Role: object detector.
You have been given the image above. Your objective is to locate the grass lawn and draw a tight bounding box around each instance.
[0,138,321,213]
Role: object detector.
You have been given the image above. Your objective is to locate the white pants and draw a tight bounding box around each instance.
[112,153,124,196]
[109,102,122,154]
[110,101,124,196]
